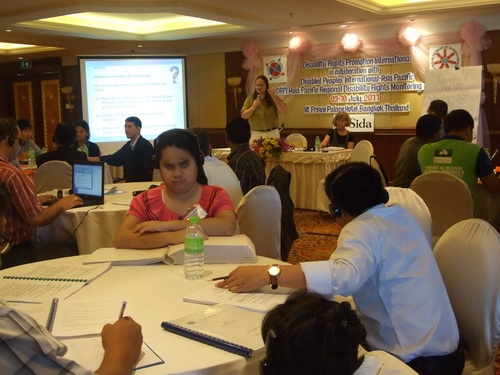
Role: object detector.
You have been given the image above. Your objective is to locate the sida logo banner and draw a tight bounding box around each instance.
[346,114,374,132]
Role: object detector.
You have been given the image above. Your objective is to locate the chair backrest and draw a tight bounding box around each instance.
[350,140,374,163]
[267,165,299,261]
[34,160,73,194]
[350,140,387,186]
[410,172,473,241]
[385,187,433,247]
[434,219,500,373]
[104,163,113,184]
[203,158,243,207]
[286,133,307,150]
[236,185,282,260]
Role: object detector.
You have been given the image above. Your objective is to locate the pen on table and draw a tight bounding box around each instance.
[118,301,127,319]
[209,276,229,281]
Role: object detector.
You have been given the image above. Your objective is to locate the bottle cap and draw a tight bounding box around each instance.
[189,216,201,224]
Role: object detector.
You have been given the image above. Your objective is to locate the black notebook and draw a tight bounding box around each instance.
[161,304,265,358]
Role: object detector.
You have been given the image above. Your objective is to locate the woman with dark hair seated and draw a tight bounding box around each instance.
[74,119,101,157]
[260,291,417,375]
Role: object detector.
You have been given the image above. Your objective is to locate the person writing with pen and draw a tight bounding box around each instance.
[0,180,143,374]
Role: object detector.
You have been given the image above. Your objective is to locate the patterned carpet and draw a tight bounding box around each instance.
[287,209,341,264]
[288,209,500,373]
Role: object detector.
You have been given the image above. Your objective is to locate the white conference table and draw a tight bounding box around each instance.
[37,181,162,255]
[0,255,286,375]
[212,148,352,210]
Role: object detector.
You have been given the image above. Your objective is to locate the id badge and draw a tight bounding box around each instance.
[183,204,207,220]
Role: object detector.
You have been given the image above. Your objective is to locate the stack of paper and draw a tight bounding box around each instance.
[84,234,257,266]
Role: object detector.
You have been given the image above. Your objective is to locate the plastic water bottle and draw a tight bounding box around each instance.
[314,136,321,152]
[28,147,36,168]
[184,216,204,280]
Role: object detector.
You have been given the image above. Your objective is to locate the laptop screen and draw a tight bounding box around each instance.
[72,161,105,198]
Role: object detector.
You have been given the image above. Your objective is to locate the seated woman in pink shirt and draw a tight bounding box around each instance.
[114,129,237,249]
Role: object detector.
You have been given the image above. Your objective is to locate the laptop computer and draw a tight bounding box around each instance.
[72,160,105,206]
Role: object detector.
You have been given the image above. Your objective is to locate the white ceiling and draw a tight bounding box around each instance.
[1,0,500,63]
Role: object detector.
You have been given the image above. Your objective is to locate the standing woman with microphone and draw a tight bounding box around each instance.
[241,75,287,141]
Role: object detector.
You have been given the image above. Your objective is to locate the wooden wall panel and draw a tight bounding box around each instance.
[13,81,34,125]
[40,79,62,150]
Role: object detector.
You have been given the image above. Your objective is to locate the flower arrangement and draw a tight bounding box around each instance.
[250,137,294,160]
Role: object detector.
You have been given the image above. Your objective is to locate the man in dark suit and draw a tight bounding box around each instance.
[93,116,154,182]
[36,123,87,167]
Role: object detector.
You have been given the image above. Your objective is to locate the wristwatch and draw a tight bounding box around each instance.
[268,264,281,290]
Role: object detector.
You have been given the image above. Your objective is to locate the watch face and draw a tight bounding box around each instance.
[268,265,280,277]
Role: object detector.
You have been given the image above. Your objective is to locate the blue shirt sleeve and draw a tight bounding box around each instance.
[476,147,494,178]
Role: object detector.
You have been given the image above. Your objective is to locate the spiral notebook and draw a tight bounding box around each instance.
[45,297,124,337]
[161,304,265,358]
[0,263,111,302]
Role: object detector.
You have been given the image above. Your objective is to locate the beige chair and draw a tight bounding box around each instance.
[34,160,73,194]
[434,219,500,375]
[350,140,387,186]
[286,133,308,150]
[104,163,114,185]
[235,185,281,260]
[385,187,433,247]
[350,140,373,163]
[410,172,473,246]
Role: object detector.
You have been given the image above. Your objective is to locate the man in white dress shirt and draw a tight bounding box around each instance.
[218,162,464,375]
[187,127,243,206]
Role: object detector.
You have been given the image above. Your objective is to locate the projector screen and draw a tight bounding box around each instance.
[78,56,187,155]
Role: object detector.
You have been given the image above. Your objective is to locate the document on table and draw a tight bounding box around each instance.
[64,338,164,371]
[183,285,293,313]
[47,298,127,337]
[161,304,265,358]
[83,247,167,266]
[0,263,111,302]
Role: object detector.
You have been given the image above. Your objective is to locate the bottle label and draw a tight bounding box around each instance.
[184,237,204,254]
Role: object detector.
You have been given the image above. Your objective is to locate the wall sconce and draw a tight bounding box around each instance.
[60,86,74,112]
[226,77,242,109]
[487,64,500,105]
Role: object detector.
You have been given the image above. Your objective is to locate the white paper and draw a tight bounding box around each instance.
[64,338,164,371]
[183,285,293,313]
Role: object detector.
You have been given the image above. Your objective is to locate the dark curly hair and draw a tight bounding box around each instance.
[261,291,366,375]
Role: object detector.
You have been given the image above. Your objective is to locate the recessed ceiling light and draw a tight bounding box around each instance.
[5,29,12,32]
[340,24,349,28]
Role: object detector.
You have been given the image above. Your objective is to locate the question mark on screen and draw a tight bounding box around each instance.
[170,66,179,84]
